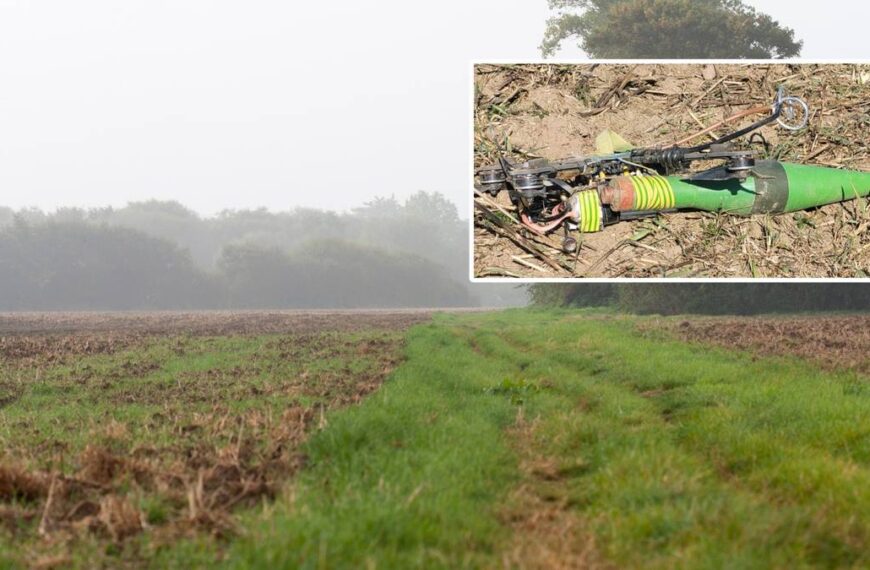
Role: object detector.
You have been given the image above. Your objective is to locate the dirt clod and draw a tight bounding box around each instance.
[0,465,48,503]
[98,495,143,542]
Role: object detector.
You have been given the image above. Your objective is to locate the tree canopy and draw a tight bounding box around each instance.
[541,0,802,58]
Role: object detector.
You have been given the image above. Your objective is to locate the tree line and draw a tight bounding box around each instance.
[0,195,524,310]
[529,283,870,315]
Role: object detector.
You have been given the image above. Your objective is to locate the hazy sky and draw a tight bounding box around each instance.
[0,1,864,216]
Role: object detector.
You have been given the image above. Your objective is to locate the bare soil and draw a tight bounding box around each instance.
[0,310,437,366]
[474,63,870,278]
[638,314,870,373]
[0,309,438,336]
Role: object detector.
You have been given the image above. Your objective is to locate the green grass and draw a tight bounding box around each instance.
[153,318,524,569]
[205,309,869,569]
[3,310,870,568]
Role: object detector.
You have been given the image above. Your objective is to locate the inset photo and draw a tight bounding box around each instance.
[472,63,870,279]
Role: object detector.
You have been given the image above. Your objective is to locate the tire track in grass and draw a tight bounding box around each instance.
[501,414,610,570]
[529,358,806,565]
[450,322,609,569]
[498,312,870,568]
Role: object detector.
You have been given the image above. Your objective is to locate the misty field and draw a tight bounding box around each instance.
[1,310,869,568]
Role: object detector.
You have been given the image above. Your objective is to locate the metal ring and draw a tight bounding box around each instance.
[777,96,809,131]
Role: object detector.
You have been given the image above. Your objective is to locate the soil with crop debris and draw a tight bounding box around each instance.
[637,313,870,373]
[473,63,870,278]
[0,311,434,568]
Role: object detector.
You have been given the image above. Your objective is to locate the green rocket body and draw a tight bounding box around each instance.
[604,161,870,221]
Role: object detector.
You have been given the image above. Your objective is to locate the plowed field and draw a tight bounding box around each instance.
[0,311,433,568]
[639,314,870,373]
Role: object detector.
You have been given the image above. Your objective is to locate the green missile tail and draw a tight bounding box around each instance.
[600,161,870,226]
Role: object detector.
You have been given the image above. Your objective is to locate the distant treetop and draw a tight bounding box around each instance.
[541,0,802,59]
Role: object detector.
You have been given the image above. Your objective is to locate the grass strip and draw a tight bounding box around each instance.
[165,317,526,569]
[190,309,870,569]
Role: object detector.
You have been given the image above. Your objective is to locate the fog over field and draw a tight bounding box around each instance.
[0,1,859,309]
[0,199,526,310]
[2,3,870,568]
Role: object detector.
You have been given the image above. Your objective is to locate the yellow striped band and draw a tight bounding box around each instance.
[631,175,675,211]
[578,190,602,233]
